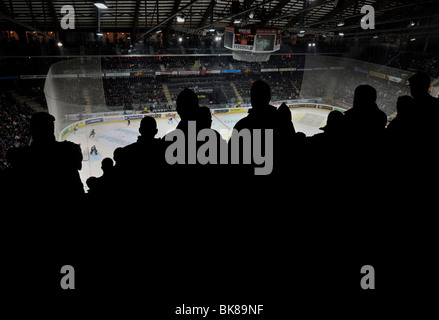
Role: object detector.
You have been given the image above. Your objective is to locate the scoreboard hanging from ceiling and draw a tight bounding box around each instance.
[224,26,281,53]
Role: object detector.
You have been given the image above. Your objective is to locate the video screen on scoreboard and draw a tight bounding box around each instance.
[255,34,276,52]
[234,33,255,47]
[224,30,234,49]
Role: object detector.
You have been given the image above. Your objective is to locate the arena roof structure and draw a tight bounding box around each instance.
[1,0,438,41]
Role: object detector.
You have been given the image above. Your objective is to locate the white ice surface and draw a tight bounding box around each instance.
[64,108,330,187]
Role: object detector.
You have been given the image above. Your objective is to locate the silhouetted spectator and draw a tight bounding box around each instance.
[6,112,84,198]
[175,87,200,132]
[117,116,165,175]
[387,95,416,141]
[310,111,345,147]
[408,72,439,110]
[162,88,200,170]
[344,84,387,140]
[87,157,116,195]
[196,106,228,169]
[231,80,296,175]
[408,72,439,137]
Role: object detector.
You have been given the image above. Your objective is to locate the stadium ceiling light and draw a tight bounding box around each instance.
[299,30,306,34]
[57,41,63,47]
[93,1,108,9]
[408,21,415,27]
[338,32,344,36]
[249,11,255,19]
[410,37,416,41]
[337,21,345,27]
[234,19,242,24]
[178,37,183,42]
[96,32,103,36]
[177,15,185,23]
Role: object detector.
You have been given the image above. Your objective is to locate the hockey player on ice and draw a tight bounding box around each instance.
[168,115,173,124]
[90,145,98,155]
[89,129,96,138]
[73,124,79,134]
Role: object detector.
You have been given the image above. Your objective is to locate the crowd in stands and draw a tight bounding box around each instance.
[387,52,439,79]
[0,92,34,171]
[103,77,167,109]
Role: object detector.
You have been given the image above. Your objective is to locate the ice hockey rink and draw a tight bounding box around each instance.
[64,107,331,189]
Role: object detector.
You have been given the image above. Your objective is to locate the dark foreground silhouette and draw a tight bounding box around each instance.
[1,74,438,317]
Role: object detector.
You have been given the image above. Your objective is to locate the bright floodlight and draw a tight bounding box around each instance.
[94,1,108,9]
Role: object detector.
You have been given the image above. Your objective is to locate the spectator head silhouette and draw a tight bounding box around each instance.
[320,110,344,133]
[101,157,114,173]
[197,106,212,130]
[30,112,56,142]
[139,116,158,138]
[251,80,271,109]
[396,95,415,116]
[86,176,99,192]
[353,85,377,108]
[176,88,199,121]
[408,73,431,98]
[113,147,123,165]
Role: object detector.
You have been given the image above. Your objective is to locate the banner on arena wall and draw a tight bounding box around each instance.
[261,68,279,72]
[317,105,333,111]
[155,71,178,75]
[179,71,200,75]
[105,72,130,77]
[201,70,221,74]
[20,75,47,79]
[369,70,386,79]
[221,69,242,74]
[387,75,402,83]
[125,115,143,120]
[78,73,105,78]
[228,107,246,113]
[279,68,297,72]
[213,109,229,114]
[51,74,77,78]
[85,118,103,125]
[354,66,370,74]
[104,116,125,122]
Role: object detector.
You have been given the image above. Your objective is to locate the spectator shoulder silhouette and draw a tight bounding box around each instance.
[6,112,84,197]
